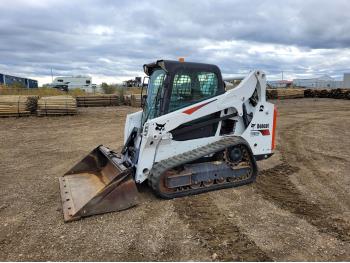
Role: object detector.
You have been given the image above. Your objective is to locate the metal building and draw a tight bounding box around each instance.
[267,80,292,88]
[0,73,38,88]
[292,75,337,88]
[343,73,350,88]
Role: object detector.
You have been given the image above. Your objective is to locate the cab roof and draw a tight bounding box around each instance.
[143,60,223,77]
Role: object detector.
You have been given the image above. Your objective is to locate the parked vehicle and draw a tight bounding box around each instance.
[50,76,95,92]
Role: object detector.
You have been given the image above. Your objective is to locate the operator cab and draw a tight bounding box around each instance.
[142,60,225,123]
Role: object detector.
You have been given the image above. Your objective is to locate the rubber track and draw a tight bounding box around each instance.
[149,136,258,199]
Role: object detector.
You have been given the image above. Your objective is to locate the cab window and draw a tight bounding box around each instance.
[169,71,218,112]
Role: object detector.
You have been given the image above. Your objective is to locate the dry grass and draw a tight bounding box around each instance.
[124,86,142,95]
[0,85,86,97]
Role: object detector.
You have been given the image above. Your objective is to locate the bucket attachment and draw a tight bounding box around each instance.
[59,145,139,222]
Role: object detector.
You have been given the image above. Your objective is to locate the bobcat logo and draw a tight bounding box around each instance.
[155,123,166,131]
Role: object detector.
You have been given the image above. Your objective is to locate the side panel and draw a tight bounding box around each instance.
[4,75,27,87]
[124,111,142,144]
[28,79,38,88]
[241,102,275,155]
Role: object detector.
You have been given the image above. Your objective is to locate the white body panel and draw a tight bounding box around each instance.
[123,70,276,183]
[124,111,143,144]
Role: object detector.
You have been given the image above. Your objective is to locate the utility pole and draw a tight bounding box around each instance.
[51,68,53,82]
[281,71,284,81]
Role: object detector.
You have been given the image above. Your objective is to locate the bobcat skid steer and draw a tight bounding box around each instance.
[59,59,277,222]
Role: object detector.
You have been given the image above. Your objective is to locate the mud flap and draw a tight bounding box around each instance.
[59,145,139,222]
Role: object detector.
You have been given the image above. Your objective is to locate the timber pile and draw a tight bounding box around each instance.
[267,88,304,99]
[266,89,278,100]
[276,88,304,99]
[0,95,38,117]
[130,94,142,107]
[37,96,77,116]
[26,96,39,113]
[304,88,350,99]
[124,95,132,106]
[76,95,121,107]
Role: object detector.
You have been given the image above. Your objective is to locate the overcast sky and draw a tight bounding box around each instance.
[1,0,350,85]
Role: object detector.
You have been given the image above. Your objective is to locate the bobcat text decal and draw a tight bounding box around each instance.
[250,123,270,136]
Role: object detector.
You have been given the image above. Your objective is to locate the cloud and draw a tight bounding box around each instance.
[0,0,350,85]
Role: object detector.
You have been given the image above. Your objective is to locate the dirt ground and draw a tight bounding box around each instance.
[0,98,349,261]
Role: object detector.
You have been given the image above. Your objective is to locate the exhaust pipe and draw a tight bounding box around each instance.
[59,146,139,222]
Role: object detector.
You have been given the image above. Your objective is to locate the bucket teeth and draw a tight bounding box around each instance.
[59,146,139,222]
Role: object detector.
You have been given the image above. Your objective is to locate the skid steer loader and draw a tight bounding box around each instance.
[59,59,277,222]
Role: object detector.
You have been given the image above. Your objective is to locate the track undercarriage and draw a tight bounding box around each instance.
[149,136,258,198]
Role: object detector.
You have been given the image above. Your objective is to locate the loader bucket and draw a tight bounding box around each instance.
[59,145,139,222]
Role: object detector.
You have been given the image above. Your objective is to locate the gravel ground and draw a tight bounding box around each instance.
[0,99,349,261]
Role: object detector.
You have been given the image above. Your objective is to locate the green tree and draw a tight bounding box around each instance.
[101,82,117,94]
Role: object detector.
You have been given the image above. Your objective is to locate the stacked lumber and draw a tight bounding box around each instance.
[276,88,304,99]
[304,88,350,99]
[0,95,32,117]
[130,94,142,107]
[267,88,304,100]
[303,89,314,98]
[124,95,132,106]
[266,89,278,100]
[37,96,77,116]
[329,89,350,99]
[26,96,39,113]
[76,95,121,107]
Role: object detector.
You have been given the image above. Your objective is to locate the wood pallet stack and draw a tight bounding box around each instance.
[276,88,304,99]
[76,95,121,107]
[267,88,304,100]
[329,89,350,99]
[266,89,278,100]
[0,95,32,117]
[37,96,77,116]
[130,94,142,107]
[26,96,39,113]
[123,95,132,106]
[304,88,350,99]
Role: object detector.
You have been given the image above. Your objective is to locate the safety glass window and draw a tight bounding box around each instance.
[169,71,218,112]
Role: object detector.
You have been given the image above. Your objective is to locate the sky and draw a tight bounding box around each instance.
[1,0,350,85]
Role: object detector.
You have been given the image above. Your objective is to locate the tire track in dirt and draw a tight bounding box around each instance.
[280,113,350,240]
[255,162,350,242]
[123,200,182,261]
[281,119,350,211]
[174,194,272,261]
